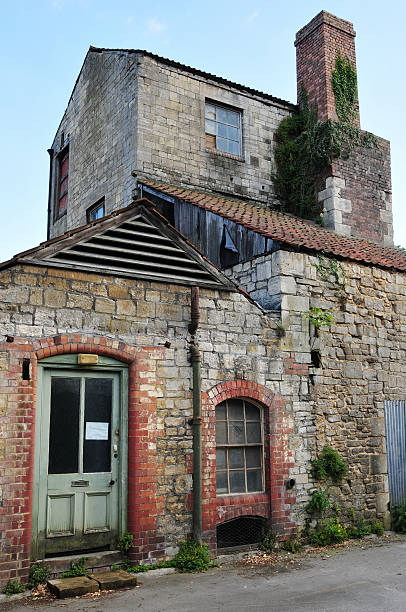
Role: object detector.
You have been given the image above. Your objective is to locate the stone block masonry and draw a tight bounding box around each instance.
[227,246,406,528]
[49,48,294,240]
[136,55,291,204]
[0,263,303,586]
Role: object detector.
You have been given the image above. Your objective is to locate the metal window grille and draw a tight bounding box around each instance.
[217,516,268,550]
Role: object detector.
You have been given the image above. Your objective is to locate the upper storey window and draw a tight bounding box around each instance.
[205,102,242,156]
[56,147,69,218]
[87,198,105,222]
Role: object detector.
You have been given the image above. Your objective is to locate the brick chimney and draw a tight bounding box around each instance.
[295,11,393,246]
[295,11,360,126]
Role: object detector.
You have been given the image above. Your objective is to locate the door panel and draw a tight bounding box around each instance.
[37,369,121,557]
[84,492,110,533]
[46,494,75,536]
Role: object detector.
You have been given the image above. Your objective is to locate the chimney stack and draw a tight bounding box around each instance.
[294,11,393,246]
[295,11,360,126]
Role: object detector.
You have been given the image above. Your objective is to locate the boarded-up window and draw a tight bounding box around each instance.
[57,148,69,218]
[205,102,242,156]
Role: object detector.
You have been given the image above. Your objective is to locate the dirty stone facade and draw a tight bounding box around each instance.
[0,8,404,590]
[0,262,299,584]
[228,248,406,525]
[49,50,293,240]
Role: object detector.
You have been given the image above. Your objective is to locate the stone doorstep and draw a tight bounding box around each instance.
[90,569,138,590]
[39,549,123,577]
[47,570,137,599]
[47,576,99,599]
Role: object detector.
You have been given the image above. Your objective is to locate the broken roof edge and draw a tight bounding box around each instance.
[139,180,406,273]
[88,46,296,110]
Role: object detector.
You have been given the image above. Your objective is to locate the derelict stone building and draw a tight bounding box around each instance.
[1,11,406,586]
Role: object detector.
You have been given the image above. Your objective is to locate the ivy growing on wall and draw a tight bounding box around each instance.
[272,54,376,222]
[332,53,358,124]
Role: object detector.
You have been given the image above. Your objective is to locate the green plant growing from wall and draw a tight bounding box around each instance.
[3,580,26,596]
[306,489,331,513]
[61,557,89,578]
[172,539,212,573]
[272,55,375,223]
[310,518,347,546]
[313,254,346,297]
[311,446,348,483]
[304,307,334,330]
[391,502,406,533]
[259,529,276,553]
[331,52,358,125]
[281,536,303,553]
[28,564,50,589]
[118,532,134,556]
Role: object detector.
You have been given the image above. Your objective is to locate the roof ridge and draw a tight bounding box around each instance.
[88,46,296,109]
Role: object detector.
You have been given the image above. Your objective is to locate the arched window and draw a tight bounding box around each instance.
[216,398,264,494]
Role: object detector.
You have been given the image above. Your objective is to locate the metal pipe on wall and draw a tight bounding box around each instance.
[189,286,202,543]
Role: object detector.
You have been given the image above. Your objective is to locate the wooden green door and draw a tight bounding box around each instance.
[35,368,123,557]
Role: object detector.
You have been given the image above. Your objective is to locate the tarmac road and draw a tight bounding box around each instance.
[4,538,406,612]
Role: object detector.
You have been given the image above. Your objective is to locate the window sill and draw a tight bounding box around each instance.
[216,492,267,504]
[205,147,245,163]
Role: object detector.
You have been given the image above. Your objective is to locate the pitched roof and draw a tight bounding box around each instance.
[0,199,235,290]
[140,180,406,272]
[89,47,296,110]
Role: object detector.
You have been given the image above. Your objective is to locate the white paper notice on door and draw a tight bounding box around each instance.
[85,422,109,440]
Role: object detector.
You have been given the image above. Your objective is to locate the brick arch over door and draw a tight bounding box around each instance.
[5,333,166,573]
[201,380,296,550]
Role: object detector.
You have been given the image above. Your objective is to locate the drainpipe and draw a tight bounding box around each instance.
[189,287,202,543]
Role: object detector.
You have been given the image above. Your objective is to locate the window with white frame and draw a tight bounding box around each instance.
[205,102,242,156]
[87,198,105,223]
[216,398,264,494]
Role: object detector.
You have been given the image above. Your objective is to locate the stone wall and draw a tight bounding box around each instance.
[49,51,139,239]
[0,263,299,585]
[2,250,403,585]
[229,248,406,525]
[49,50,293,240]
[317,137,393,245]
[135,55,291,203]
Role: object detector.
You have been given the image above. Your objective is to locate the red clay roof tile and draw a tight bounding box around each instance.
[142,180,406,272]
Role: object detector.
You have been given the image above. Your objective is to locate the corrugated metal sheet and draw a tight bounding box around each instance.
[384,400,406,504]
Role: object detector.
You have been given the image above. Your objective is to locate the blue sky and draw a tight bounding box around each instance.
[1,0,405,262]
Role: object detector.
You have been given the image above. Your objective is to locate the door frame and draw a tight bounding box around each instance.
[31,354,128,560]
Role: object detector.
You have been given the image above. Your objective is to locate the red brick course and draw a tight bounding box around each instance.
[0,334,165,586]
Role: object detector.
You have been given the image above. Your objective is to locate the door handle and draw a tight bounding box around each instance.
[109,479,115,486]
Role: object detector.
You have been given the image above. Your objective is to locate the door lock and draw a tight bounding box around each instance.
[109,479,115,486]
